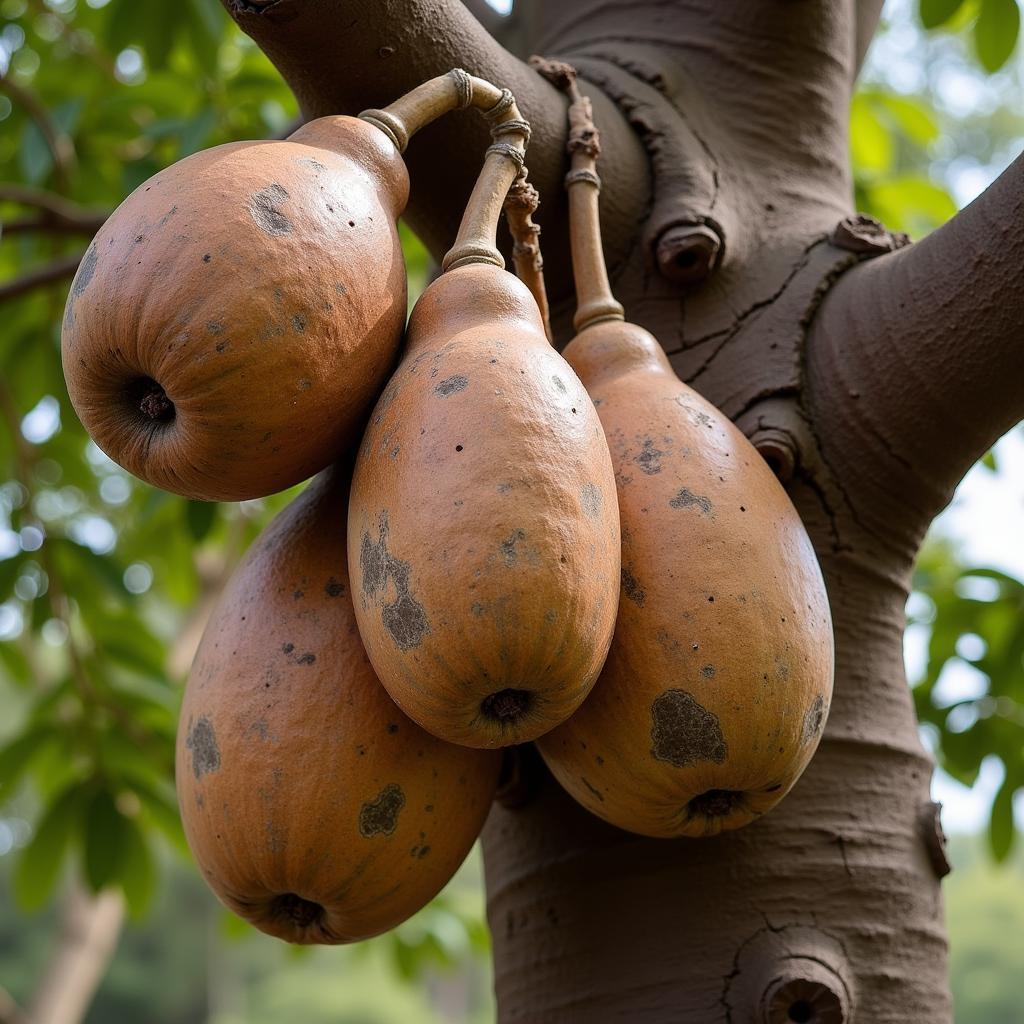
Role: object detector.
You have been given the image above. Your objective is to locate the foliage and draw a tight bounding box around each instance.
[910,539,1024,862]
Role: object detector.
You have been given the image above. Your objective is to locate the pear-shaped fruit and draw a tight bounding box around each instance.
[63,116,408,501]
[348,264,620,749]
[537,322,834,837]
[177,466,500,942]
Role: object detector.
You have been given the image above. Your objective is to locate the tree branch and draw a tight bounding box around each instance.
[26,883,124,1024]
[855,0,886,75]
[0,251,83,302]
[806,153,1024,550]
[220,0,649,298]
[0,74,76,189]
[0,184,107,236]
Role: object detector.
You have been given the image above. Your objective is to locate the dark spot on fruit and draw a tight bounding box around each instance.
[581,777,604,802]
[669,487,714,515]
[291,314,306,332]
[410,844,431,858]
[270,893,324,929]
[635,437,666,475]
[434,374,469,397]
[620,566,646,606]
[282,642,294,654]
[360,516,430,649]
[215,341,229,353]
[544,608,557,624]
[471,601,485,616]
[501,529,526,567]
[359,783,405,837]
[455,444,464,452]
[135,379,174,422]
[381,592,427,650]
[481,688,532,723]
[206,320,224,335]
[802,694,827,743]
[387,723,399,734]
[324,578,345,597]
[579,482,602,519]
[202,253,211,263]
[701,664,716,679]
[552,374,567,393]
[249,183,293,235]
[297,652,316,665]
[293,589,304,600]
[650,689,727,767]
[686,789,744,819]
[186,716,221,779]
[360,520,389,595]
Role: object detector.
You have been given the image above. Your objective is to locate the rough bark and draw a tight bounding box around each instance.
[220,1,1021,1020]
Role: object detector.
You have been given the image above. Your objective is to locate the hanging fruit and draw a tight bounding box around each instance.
[532,61,834,838]
[177,466,500,943]
[348,91,620,750]
[61,69,535,502]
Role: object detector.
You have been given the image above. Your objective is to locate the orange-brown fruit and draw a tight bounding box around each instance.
[348,264,620,749]
[62,116,408,501]
[536,321,834,838]
[176,467,500,943]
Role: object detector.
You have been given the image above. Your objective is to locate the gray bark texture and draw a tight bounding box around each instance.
[221,1,1024,1019]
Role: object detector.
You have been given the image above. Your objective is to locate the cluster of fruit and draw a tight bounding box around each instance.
[61,68,833,945]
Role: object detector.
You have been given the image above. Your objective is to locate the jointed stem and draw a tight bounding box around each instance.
[360,69,533,273]
[531,58,623,333]
[503,172,552,342]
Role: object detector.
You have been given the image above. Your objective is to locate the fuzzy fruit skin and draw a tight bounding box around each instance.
[536,321,834,838]
[62,116,408,501]
[176,467,499,944]
[348,264,620,749]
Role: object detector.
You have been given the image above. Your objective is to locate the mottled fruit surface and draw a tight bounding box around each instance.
[349,265,620,748]
[176,467,499,943]
[63,116,408,501]
[537,321,834,837]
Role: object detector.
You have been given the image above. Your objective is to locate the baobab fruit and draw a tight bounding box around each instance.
[349,264,620,749]
[538,322,834,837]
[62,115,408,501]
[535,75,833,838]
[177,467,500,943]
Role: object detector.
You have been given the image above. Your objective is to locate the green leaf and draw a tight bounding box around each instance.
[975,0,1021,71]
[19,120,54,184]
[185,499,218,542]
[14,784,88,911]
[84,788,128,891]
[920,0,967,27]
[0,724,57,797]
[850,95,894,175]
[119,816,156,916]
[989,774,1017,862]
[982,449,999,471]
[876,93,940,146]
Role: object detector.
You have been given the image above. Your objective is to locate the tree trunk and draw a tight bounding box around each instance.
[222,1,1024,1019]
[26,882,124,1024]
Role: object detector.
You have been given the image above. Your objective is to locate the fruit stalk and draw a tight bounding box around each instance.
[530,58,623,332]
[359,68,532,271]
[502,170,552,342]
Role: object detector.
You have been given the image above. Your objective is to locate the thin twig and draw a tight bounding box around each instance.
[0,252,83,302]
[0,73,76,189]
[0,183,108,233]
[503,171,552,342]
[0,985,27,1024]
[25,0,118,80]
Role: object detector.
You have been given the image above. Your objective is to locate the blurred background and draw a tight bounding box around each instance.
[1,0,1023,1021]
